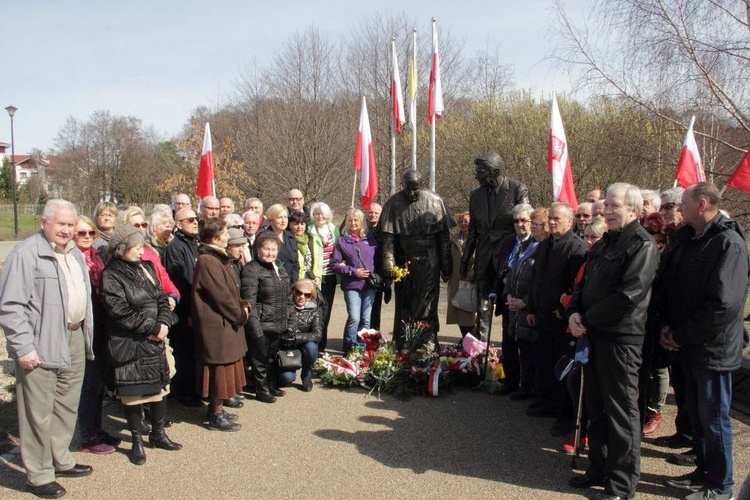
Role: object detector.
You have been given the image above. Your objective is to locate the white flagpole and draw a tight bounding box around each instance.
[411,28,418,172]
[390,37,397,196]
[351,169,358,208]
[429,18,437,191]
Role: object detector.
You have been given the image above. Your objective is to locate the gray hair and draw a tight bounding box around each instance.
[342,208,368,237]
[109,231,144,258]
[148,206,174,237]
[549,202,575,221]
[309,201,333,222]
[242,210,260,222]
[244,197,264,212]
[116,206,145,227]
[225,213,244,228]
[511,203,533,219]
[43,199,77,220]
[607,183,643,213]
[660,187,684,205]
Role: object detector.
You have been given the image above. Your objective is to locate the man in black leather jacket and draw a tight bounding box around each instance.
[567,183,659,499]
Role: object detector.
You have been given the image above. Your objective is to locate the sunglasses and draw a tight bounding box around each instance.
[294,291,313,298]
[512,218,529,224]
[76,230,96,238]
[661,202,677,211]
[132,222,148,229]
[180,217,198,223]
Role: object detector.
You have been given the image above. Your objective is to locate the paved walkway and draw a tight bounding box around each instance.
[1,287,749,499]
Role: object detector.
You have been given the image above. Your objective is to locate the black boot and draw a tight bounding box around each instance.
[125,404,147,466]
[147,399,182,451]
[208,411,241,432]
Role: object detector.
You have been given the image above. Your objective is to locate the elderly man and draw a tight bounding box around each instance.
[287,188,309,218]
[0,199,95,499]
[172,193,191,213]
[242,210,261,248]
[574,202,593,237]
[380,171,454,346]
[526,202,585,435]
[244,197,266,229]
[219,197,235,218]
[661,183,749,500]
[200,195,220,220]
[163,207,201,407]
[641,189,661,218]
[592,199,605,217]
[586,189,604,203]
[367,202,382,231]
[567,184,658,499]
[461,151,529,341]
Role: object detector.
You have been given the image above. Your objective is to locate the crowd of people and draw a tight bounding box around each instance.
[0,159,748,499]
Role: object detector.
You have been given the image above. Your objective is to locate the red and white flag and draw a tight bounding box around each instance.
[548,93,578,209]
[674,116,705,188]
[196,122,215,198]
[391,39,405,135]
[427,19,444,126]
[354,97,378,210]
[726,150,750,194]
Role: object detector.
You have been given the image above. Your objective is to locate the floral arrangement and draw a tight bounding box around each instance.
[389,261,410,282]
[313,324,503,399]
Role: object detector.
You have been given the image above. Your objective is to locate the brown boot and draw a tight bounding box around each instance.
[643,409,663,436]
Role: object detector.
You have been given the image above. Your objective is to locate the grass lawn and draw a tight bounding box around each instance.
[0,211,40,241]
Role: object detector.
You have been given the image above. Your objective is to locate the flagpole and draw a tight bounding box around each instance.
[390,37,397,196]
[351,169,358,208]
[411,28,418,172]
[429,18,437,191]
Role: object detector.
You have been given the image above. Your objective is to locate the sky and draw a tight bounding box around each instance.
[1,0,584,154]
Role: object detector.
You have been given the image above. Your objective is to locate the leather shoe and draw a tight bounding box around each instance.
[269,387,285,397]
[256,393,277,404]
[55,464,92,477]
[568,474,605,488]
[223,396,244,408]
[208,412,241,432]
[590,494,625,500]
[653,432,692,449]
[207,409,238,422]
[26,482,66,499]
[667,450,697,467]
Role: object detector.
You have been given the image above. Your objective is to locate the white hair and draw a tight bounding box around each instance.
[43,199,76,220]
[607,183,643,212]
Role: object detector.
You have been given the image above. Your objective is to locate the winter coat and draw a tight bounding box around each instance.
[288,301,322,345]
[192,245,250,364]
[101,258,176,397]
[241,258,292,338]
[163,230,199,316]
[261,228,299,284]
[332,233,378,292]
[142,244,180,303]
[503,240,540,342]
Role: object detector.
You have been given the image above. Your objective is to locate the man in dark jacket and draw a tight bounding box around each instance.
[526,202,585,433]
[567,183,659,499]
[163,207,201,406]
[461,151,529,341]
[661,182,749,500]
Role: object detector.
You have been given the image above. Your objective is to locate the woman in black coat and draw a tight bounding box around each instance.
[278,279,321,392]
[262,203,299,283]
[101,225,180,466]
[241,231,292,403]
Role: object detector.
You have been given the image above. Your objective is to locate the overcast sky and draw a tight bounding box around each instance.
[2,0,584,153]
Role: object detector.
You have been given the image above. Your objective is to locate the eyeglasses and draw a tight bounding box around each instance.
[512,218,530,224]
[76,230,96,238]
[661,202,677,211]
[180,217,198,223]
[288,197,303,202]
[205,206,220,211]
[294,291,313,298]
[132,223,148,229]
[575,213,592,219]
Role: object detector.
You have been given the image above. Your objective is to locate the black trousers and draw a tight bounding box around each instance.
[584,337,642,498]
[500,313,520,390]
[247,331,281,395]
[533,322,574,419]
[169,321,197,398]
[670,361,693,438]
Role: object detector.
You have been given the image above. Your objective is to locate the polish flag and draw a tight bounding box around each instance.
[391,39,405,135]
[726,150,750,194]
[427,19,444,125]
[408,30,418,132]
[548,93,578,209]
[354,97,378,210]
[674,116,705,188]
[196,122,215,198]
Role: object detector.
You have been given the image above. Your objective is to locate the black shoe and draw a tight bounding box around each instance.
[223,396,244,408]
[302,376,313,392]
[509,391,535,401]
[667,449,697,467]
[590,494,625,500]
[54,464,92,477]
[497,385,518,396]
[664,471,706,491]
[148,432,182,451]
[653,432,692,449]
[527,405,556,418]
[208,412,241,432]
[568,473,605,489]
[129,436,146,466]
[26,482,66,499]
[550,418,575,437]
[177,395,203,408]
[269,387,285,397]
[256,392,277,404]
[207,410,238,422]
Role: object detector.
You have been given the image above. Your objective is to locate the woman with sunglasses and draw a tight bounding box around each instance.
[278,279,321,392]
[74,216,122,455]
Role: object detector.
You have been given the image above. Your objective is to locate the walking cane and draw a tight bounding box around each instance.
[571,365,585,469]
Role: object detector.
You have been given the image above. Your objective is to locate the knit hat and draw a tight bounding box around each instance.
[227,227,246,247]
[107,224,142,254]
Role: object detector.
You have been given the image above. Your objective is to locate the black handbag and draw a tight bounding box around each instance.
[354,243,384,290]
[277,349,303,370]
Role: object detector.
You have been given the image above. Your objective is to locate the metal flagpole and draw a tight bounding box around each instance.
[391,37,397,196]
[411,29,418,172]
[429,18,436,191]
[351,169,358,208]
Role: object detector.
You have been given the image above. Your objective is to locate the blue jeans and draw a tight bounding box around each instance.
[278,342,319,387]
[343,288,376,353]
[683,366,733,494]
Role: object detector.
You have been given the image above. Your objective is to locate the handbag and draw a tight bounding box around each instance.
[451,280,477,312]
[277,349,303,370]
[367,272,385,290]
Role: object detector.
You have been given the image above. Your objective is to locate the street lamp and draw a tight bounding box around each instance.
[5,105,18,237]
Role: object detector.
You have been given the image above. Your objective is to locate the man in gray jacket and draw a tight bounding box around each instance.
[0,199,95,499]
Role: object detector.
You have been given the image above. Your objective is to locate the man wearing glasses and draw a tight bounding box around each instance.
[574,202,593,237]
[287,189,309,219]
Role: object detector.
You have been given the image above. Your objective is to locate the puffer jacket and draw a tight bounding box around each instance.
[101,258,176,396]
[241,258,292,338]
[288,301,322,345]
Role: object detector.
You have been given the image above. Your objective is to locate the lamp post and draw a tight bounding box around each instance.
[5,106,18,237]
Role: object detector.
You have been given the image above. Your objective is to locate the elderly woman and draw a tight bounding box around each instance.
[74,216,121,455]
[308,201,340,352]
[333,208,378,354]
[101,225,180,466]
[241,231,293,403]
[446,211,475,337]
[192,219,249,432]
[92,201,118,257]
[145,204,174,258]
[278,279,321,392]
[264,204,299,283]
[289,211,314,281]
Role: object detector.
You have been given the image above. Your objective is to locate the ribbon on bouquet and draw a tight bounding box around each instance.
[318,356,361,378]
[427,361,442,397]
[457,355,481,375]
